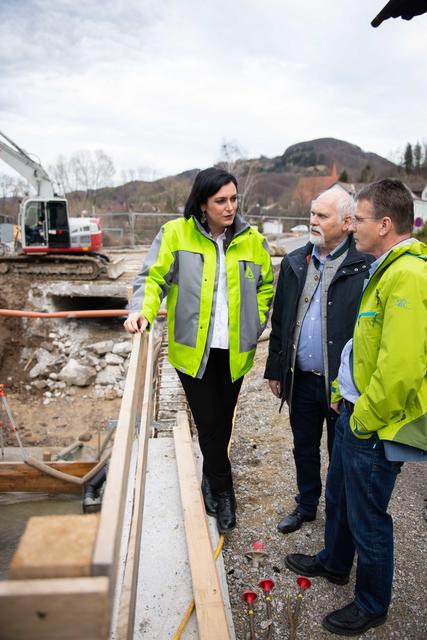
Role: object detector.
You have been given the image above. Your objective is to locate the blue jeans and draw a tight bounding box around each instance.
[290,369,337,516]
[317,406,402,615]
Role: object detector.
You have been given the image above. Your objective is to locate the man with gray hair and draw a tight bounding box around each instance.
[265,186,372,533]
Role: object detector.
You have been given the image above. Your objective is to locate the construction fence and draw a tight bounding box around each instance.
[100,212,310,247]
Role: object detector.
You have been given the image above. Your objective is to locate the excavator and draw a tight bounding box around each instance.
[0,130,124,280]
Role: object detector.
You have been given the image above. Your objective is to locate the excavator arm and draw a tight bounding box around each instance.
[0,130,55,199]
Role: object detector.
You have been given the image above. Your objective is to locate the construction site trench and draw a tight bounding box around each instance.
[0,249,426,639]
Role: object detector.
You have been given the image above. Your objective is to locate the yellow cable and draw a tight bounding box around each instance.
[172,535,225,640]
[172,408,237,639]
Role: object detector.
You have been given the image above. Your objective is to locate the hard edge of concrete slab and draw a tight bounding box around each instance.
[127,436,236,640]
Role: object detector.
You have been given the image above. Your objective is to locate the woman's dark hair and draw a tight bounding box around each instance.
[183,167,238,221]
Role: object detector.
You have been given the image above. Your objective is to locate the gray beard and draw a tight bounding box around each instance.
[309,231,325,247]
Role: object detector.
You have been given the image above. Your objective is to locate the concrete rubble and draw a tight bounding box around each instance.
[25,330,132,404]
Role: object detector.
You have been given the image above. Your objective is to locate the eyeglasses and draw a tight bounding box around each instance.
[351,215,379,225]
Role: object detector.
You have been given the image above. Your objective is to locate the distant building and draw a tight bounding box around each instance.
[291,163,339,210]
[412,183,427,228]
[263,220,283,234]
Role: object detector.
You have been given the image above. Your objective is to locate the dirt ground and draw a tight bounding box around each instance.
[225,340,427,639]
[0,278,121,454]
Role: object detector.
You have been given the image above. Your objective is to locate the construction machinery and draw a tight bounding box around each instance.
[0,130,124,280]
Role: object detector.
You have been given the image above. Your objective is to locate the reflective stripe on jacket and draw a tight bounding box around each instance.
[332,240,427,449]
[130,214,274,381]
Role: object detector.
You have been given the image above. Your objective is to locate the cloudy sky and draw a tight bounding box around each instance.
[1,0,426,182]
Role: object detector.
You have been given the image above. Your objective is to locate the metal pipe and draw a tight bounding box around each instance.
[0,309,127,318]
[0,308,167,319]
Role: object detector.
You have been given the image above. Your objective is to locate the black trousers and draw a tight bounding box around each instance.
[290,369,338,516]
[176,349,243,493]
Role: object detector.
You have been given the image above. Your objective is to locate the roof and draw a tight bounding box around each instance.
[291,163,339,206]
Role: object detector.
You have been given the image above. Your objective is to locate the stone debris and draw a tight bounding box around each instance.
[25,334,133,402]
[90,340,115,355]
[112,340,132,355]
[40,341,54,352]
[58,359,97,387]
[78,431,92,442]
[95,366,123,386]
[105,353,124,365]
[32,379,49,390]
[28,348,58,379]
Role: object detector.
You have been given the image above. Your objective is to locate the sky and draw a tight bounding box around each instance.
[1,0,426,183]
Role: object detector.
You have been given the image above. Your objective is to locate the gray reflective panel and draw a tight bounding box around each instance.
[239,261,261,352]
[174,250,204,347]
[130,228,179,315]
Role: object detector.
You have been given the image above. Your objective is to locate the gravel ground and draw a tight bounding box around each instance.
[222,339,427,640]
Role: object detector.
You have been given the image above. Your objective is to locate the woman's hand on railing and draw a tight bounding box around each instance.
[124,312,148,334]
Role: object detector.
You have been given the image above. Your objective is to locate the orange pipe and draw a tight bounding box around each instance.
[0,309,167,319]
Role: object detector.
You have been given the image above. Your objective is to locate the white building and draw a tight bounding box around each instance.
[413,183,427,229]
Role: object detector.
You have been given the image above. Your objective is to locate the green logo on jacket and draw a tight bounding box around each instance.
[245,266,255,280]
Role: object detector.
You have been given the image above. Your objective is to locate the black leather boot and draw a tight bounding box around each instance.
[201,475,218,516]
[216,490,236,533]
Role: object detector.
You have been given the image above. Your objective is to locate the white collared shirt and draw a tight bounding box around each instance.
[211,231,229,349]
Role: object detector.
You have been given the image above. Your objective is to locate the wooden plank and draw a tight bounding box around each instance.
[0,461,95,494]
[92,332,147,586]
[116,330,156,640]
[0,576,109,640]
[173,411,231,640]
[9,514,99,579]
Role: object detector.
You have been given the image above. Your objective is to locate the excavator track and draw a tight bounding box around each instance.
[0,253,124,281]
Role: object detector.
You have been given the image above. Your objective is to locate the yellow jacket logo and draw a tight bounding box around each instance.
[245,266,255,280]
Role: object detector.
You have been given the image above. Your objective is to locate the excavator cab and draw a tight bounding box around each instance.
[22,198,70,251]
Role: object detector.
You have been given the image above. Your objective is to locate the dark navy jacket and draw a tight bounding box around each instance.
[264,236,373,405]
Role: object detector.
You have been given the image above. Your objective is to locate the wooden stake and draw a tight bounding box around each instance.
[173,411,231,640]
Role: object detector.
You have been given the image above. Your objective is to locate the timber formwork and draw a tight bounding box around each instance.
[0,331,154,640]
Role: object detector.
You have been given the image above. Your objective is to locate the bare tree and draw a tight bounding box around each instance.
[414,142,422,172]
[0,173,15,200]
[50,149,115,212]
[137,166,158,181]
[217,139,257,214]
[92,150,115,191]
[49,154,72,195]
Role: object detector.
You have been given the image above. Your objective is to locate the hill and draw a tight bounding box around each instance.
[1,138,404,221]
[82,137,400,216]
[277,137,398,180]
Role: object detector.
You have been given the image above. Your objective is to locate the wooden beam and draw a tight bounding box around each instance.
[9,514,99,579]
[0,576,109,640]
[115,330,156,640]
[0,461,95,494]
[173,411,231,640]
[91,332,147,588]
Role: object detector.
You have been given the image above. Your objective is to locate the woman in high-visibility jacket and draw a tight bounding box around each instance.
[125,167,274,532]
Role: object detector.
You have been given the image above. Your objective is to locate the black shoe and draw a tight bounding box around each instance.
[277,509,316,534]
[322,601,387,636]
[201,475,218,516]
[216,490,236,533]
[285,553,349,585]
